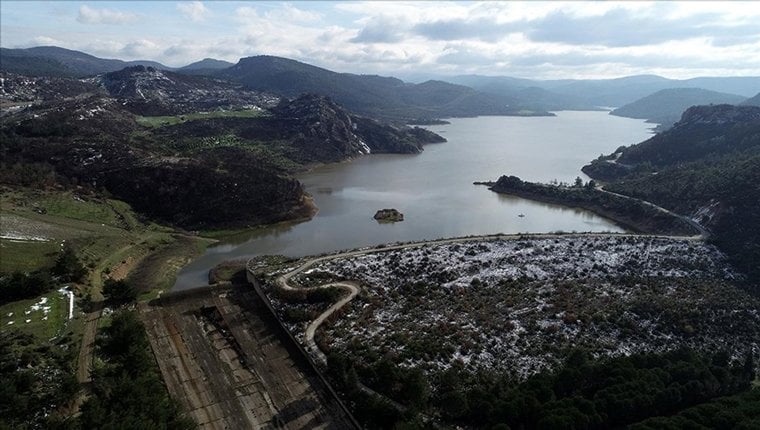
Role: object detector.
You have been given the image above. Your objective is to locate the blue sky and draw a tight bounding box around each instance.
[2,1,759,79]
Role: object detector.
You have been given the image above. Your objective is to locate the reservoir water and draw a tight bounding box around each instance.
[174,111,653,289]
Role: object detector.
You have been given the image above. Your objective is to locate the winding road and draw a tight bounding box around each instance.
[595,184,710,239]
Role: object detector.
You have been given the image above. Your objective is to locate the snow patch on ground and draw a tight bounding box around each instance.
[267,235,759,380]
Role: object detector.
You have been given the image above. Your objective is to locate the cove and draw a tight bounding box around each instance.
[174,111,654,290]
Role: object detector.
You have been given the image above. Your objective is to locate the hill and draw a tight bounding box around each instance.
[0,72,104,105]
[216,55,543,120]
[742,92,760,106]
[179,58,234,71]
[1,71,443,229]
[86,65,278,115]
[177,58,235,76]
[445,75,600,111]
[0,46,171,77]
[610,88,746,128]
[583,104,760,287]
[445,74,760,108]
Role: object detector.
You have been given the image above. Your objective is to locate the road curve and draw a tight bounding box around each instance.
[303,282,359,363]
[595,184,709,239]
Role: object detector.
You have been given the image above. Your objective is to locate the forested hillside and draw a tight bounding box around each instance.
[583,105,760,287]
[610,88,746,128]
[216,55,543,120]
[1,70,443,230]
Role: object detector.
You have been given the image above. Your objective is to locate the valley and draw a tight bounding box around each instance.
[1,27,759,430]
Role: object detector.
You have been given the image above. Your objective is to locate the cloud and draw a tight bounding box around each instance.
[264,3,321,23]
[4,1,758,78]
[410,5,760,49]
[437,46,497,66]
[119,39,161,58]
[414,17,520,42]
[76,5,139,25]
[176,1,210,23]
[163,44,191,58]
[526,8,760,48]
[31,36,64,46]
[351,16,407,43]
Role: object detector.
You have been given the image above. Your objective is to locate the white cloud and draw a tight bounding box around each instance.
[31,36,64,46]
[119,39,162,58]
[76,5,139,25]
[3,1,758,78]
[176,1,210,23]
[264,3,322,23]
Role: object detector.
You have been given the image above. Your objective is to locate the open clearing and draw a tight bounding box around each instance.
[141,285,356,430]
[135,108,266,128]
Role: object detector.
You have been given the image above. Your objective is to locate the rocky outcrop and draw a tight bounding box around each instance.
[373,209,404,222]
[272,94,372,161]
[89,66,279,115]
[266,94,446,162]
[0,72,102,104]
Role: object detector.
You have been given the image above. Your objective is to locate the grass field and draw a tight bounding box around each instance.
[2,189,139,276]
[0,240,59,272]
[133,234,215,301]
[1,187,214,304]
[135,108,266,128]
[0,290,68,339]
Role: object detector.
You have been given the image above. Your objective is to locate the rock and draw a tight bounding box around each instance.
[374,208,404,222]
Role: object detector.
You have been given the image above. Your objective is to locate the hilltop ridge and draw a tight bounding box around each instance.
[610,88,747,128]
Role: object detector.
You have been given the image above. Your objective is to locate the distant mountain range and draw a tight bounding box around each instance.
[1,45,758,120]
[742,92,760,106]
[216,55,536,120]
[0,46,170,77]
[177,58,235,76]
[610,88,746,128]
[444,74,760,107]
[179,58,234,71]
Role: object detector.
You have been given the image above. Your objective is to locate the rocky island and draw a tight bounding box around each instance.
[373,208,404,222]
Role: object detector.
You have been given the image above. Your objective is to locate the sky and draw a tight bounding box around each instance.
[1,1,760,80]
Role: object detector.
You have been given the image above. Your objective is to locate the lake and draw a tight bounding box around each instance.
[174,111,654,289]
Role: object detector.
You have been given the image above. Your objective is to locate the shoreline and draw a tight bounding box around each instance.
[486,177,700,237]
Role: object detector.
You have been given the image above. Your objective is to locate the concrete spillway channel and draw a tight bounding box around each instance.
[140,285,357,430]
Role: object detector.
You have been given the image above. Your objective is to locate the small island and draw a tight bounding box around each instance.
[373,208,404,222]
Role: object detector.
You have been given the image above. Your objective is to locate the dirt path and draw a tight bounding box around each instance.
[76,307,102,383]
[595,184,710,239]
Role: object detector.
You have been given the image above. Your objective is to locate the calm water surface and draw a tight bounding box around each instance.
[174,111,653,289]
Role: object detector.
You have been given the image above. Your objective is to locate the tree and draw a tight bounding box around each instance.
[79,311,196,429]
[51,245,86,282]
[574,176,584,188]
[102,279,138,306]
[398,368,429,409]
[0,271,53,304]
